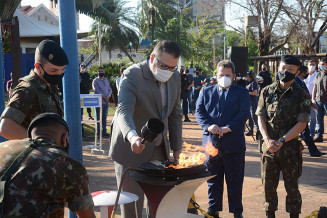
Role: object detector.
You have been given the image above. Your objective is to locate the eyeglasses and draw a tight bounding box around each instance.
[156,58,178,72]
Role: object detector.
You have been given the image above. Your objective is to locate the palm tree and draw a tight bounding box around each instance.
[89,0,140,63]
[138,0,179,44]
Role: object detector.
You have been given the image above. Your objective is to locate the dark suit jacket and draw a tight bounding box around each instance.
[295,76,310,94]
[195,84,250,153]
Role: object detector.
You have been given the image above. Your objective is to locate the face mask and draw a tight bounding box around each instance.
[308,65,315,72]
[40,65,64,85]
[153,67,174,82]
[180,69,184,74]
[278,70,295,83]
[196,71,200,76]
[302,73,309,79]
[320,65,326,71]
[218,76,232,89]
[262,68,267,71]
[99,73,105,77]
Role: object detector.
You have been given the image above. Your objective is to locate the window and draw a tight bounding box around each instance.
[26,48,36,54]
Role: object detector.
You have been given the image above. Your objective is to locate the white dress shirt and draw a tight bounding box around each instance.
[304,71,317,96]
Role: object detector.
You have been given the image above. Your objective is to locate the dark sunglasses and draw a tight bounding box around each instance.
[156,58,178,72]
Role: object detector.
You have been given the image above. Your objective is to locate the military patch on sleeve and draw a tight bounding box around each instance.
[304,99,311,106]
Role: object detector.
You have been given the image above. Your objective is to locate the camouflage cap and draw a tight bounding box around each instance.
[36,39,69,66]
[281,55,302,66]
[27,113,69,138]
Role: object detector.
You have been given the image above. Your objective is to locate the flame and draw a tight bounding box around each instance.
[166,142,218,169]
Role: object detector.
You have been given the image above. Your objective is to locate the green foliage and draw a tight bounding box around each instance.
[2,31,11,53]
[89,0,140,63]
[247,36,259,67]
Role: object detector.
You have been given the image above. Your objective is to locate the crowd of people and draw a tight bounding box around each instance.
[0,38,326,218]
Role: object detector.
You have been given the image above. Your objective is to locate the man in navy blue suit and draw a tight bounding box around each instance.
[195,60,250,218]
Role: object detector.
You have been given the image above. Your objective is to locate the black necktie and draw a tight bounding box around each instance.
[219,89,226,112]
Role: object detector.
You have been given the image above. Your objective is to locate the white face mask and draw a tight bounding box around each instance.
[308,65,316,72]
[218,76,232,89]
[153,67,174,82]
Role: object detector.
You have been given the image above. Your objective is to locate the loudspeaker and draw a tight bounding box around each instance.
[227,46,248,77]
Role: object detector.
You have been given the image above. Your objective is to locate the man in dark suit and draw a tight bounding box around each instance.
[195,60,250,218]
[109,40,183,217]
[295,66,325,157]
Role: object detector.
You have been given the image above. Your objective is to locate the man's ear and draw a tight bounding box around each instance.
[61,132,69,147]
[150,54,155,63]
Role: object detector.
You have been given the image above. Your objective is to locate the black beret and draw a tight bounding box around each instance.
[36,39,69,66]
[281,55,302,66]
[27,113,69,138]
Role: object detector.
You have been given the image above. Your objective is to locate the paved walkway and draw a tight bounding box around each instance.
[81,114,327,218]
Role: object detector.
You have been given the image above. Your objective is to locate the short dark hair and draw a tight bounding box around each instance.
[217,60,235,74]
[120,67,126,73]
[98,66,105,72]
[300,65,308,74]
[153,40,181,59]
[321,57,327,64]
[309,59,316,64]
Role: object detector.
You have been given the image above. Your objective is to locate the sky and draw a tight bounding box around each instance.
[20,0,139,31]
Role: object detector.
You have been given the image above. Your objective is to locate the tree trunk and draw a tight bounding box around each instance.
[120,47,134,63]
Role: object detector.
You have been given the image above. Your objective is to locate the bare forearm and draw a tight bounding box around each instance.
[258,116,270,140]
[283,121,307,142]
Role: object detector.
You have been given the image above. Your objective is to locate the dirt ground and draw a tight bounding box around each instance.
[78,114,327,218]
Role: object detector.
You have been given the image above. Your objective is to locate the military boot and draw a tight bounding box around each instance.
[266,211,275,218]
[206,209,219,218]
[290,213,299,218]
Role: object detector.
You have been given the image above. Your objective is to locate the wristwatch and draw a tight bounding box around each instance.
[279,137,285,143]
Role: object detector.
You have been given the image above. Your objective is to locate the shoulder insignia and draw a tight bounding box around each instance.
[304,99,311,106]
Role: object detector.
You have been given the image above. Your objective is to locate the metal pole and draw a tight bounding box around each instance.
[0,19,6,143]
[58,1,82,217]
[98,19,101,65]
[223,27,226,60]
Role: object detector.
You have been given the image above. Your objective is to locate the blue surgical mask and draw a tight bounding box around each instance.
[320,65,326,71]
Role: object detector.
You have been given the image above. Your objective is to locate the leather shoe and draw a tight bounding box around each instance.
[102,133,110,138]
[206,209,219,218]
[234,213,243,218]
[290,213,299,218]
[245,131,253,136]
[314,137,323,142]
[310,151,323,157]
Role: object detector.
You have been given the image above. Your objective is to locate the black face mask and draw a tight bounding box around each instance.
[99,73,105,77]
[262,68,267,71]
[196,71,200,76]
[40,65,64,85]
[302,73,309,79]
[278,70,295,83]
[180,69,184,73]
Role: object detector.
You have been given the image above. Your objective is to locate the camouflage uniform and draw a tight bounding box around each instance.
[255,81,311,214]
[1,70,63,128]
[0,138,93,217]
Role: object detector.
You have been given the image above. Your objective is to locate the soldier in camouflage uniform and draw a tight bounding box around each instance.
[0,113,95,218]
[0,39,68,140]
[256,55,311,218]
